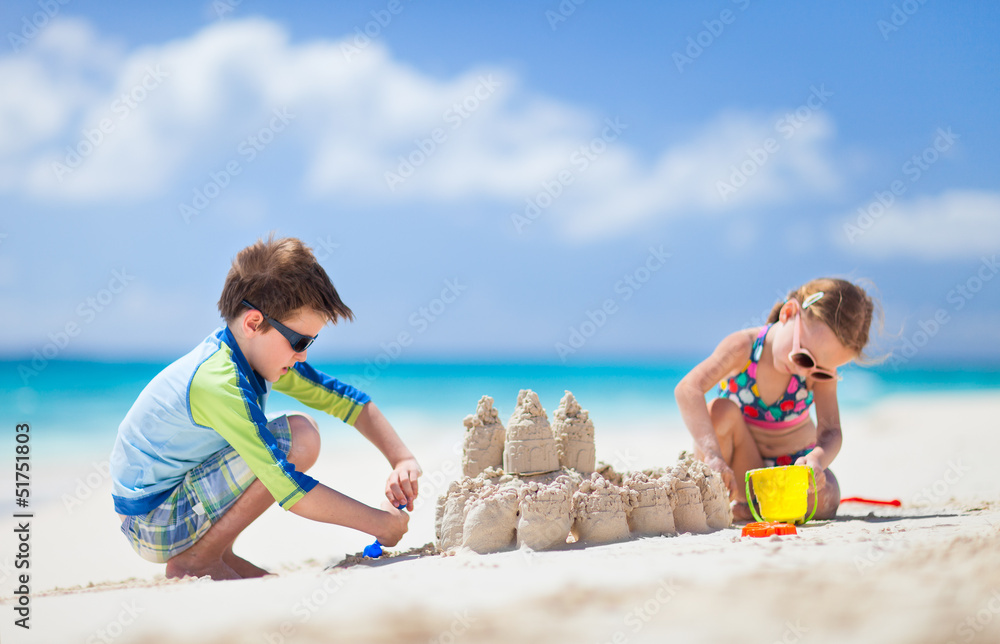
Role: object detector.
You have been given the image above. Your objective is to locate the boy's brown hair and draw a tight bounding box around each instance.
[766,277,880,363]
[218,234,353,331]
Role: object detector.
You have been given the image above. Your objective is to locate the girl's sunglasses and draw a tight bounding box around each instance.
[789,313,841,381]
[241,299,317,353]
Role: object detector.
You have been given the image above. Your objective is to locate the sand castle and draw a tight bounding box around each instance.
[436,389,733,554]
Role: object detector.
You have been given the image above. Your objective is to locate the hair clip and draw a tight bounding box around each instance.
[802,292,825,309]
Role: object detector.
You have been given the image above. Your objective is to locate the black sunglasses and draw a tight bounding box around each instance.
[241,299,317,353]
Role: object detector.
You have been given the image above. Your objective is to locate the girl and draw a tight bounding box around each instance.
[675,278,876,520]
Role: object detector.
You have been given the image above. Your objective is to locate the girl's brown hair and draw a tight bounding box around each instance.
[766,278,880,362]
[218,234,353,331]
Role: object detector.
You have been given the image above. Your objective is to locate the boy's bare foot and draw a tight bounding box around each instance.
[165,557,242,581]
[223,548,272,578]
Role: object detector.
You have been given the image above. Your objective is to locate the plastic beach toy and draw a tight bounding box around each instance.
[741,521,798,537]
[362,539,386,559]
[363,505,407,559]
[840,496,902,507]
[745,465,817,525]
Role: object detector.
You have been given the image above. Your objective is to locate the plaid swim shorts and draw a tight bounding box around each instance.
[120,415,292,563]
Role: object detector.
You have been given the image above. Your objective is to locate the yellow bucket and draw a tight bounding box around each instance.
[745,465,817,524]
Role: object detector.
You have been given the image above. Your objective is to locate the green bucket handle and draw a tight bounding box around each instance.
[744,466,819,525]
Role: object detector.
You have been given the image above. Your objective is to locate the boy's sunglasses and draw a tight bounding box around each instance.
[789,313,841,381]
[241,299,317,353]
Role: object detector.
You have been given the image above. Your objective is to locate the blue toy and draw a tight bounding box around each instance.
[363,505,406,558]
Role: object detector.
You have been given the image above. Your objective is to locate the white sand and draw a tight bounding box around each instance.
[3,391,1000,643]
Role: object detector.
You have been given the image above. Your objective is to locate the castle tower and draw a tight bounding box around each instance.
[552,390,596,474]
[503,389,560,475]
[572,473,630,544]
[461,395,506,478]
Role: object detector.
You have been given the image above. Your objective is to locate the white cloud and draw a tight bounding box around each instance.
[546,110,841,241]
[1,17,846,240]
[0,19,122,190]
[837,189,1000,260]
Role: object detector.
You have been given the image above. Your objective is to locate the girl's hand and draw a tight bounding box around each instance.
[705,454,739,501]
[796,453,827,490]
[386,457,421,511]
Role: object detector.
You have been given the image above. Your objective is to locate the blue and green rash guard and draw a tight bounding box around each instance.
[111,326,369,516]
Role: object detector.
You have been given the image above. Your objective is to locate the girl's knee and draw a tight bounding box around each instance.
[815,468,840,520]
[708,397,741,429]
[286,414,321,471]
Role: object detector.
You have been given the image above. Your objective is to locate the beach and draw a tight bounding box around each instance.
[2,387,1000,643]
[3,2,998,641]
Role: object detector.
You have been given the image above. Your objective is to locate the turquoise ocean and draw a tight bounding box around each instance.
[3,359,999,462]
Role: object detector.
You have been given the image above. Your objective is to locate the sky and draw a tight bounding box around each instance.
[1,0,998,367]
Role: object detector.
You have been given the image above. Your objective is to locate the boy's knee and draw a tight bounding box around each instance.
[286,414,321,471]
[288,412,320,434]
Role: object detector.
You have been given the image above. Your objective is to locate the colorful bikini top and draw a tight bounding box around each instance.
[718,324,813,428]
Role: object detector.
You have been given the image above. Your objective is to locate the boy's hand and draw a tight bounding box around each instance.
[796,453,827,490]
[375,501,409,547]
[386,457,421,511]
[705,454,738,500]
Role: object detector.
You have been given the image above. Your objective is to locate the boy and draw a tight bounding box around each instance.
[110,235,419,581]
